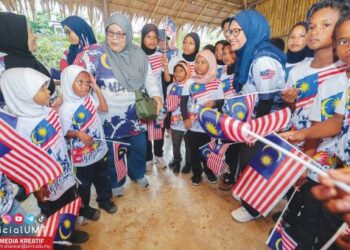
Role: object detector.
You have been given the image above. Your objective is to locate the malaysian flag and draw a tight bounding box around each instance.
[199,140,231,175]
[190,79,220,100]
[249,107,292,139]
[39,197,81,240]
[148,53,163,73]
[113,142,130,182]
[147,120,163,140]
[295,63,348,109]
[198,106,227,139]
[260,69,276,80]
[267,219,298,250]
[165,16,176,40]
[232,134,308,216]
[166,84,182,112]
[221,74,235,98]
[0,110,63,194]
[72,96,97,132]
[225,94,256,122]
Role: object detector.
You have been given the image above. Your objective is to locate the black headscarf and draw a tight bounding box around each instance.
[182,32,200,62]
[286,22,313,64]
[0,12,55,95]
[141,23,159,55]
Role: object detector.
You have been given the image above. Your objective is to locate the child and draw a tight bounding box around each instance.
[184,50,224,185]
[281,11,350,249]
[215,40,228,79]
[0,68,88,249]
[140,23,166,170]
[167,61,193,174]
[286,22,313,79]
[226,10,287,222]
[60,65,117,220]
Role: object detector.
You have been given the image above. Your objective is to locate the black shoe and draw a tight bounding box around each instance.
[191,175,202,186]
[181,164,192,174]
[168,159,181,169]
[272,211,282,222]
[15,185,29,202]
[54,244,82,250]
[70,230,89,244]
[80,206,100,221]
[207,175,217,184]
[99,200,117,214]
[173,163,181,174]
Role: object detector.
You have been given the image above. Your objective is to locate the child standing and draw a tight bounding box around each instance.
[0,68,89,249]
[140,23,166,170]
[167,61,193,174]
[184,50,224,185]
[60,65,117,219]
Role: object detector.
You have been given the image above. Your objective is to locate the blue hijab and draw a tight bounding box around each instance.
[61,16,97,65]
[232,10,286,91]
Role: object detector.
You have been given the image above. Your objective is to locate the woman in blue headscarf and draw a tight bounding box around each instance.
[51,16,97,79]
[225,10,287,222]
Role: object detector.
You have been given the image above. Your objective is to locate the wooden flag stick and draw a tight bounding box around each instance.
[320,222,348,250]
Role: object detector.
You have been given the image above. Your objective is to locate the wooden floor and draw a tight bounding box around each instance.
[22,136,281,250]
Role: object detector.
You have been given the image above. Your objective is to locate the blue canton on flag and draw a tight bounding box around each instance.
[321,92,343,121]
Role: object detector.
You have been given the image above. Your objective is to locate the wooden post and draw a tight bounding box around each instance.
[103,0,110,26]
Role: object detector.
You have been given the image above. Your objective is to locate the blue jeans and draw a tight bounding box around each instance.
[107,132,147,189]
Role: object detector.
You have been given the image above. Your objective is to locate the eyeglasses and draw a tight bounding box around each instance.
[106,30,126,39]
[336,38,350,46]
[224,28,243,38]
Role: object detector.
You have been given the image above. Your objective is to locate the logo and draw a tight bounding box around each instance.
[1,214,11,224]
[25,214,35,225]
[36,214,46,224]
[13,213,24,225]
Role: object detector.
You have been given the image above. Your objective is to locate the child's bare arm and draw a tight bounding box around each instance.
[66,130,93,145]
[90,75,108,113]
[162,54,172,82]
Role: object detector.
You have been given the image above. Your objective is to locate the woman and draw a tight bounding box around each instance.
[0,12,57,109]
[76,14,162,197]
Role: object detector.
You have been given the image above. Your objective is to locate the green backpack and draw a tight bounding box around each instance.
[135,89,158,120]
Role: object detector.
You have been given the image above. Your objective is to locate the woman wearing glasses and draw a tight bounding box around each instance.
[75,14,162,197]
[225,10,287,222]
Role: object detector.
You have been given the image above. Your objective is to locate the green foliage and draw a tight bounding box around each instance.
[34,34,69,69]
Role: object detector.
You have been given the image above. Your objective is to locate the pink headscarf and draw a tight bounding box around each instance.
[193,49,217,84]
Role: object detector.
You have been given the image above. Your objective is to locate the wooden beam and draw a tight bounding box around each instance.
[195,2,209,22]
[248,0,270,7]
[175,0,186,19]
[149,0,162,20]
[103,0,110,25]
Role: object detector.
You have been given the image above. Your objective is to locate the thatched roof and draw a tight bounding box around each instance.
[1,0,269,31]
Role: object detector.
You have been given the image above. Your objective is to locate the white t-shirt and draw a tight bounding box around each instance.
[186,79,224,133]
[148,51,164,101]
[308,72,348,182]
[16,109,76,201]
[59,95,108,167]
[168,78,193,132]
[288,60,347,131]
[285,57,312,80]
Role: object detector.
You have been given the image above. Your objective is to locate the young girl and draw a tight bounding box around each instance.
[140,23,166,170]
[214,40,227,78]
[60,65,117,220]
[286,22,313,79]
[184,50,224,185]
[167,61,193,174]
[226,10,287,222]
[281,11,350,249]
[0,68,89,248]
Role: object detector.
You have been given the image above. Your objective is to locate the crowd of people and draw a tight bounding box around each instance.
[1,0,350,249]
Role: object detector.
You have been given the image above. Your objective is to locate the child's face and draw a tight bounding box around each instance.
[72,72,91,98]
[33,83,50,106]
[288,25,307,52]
[183,36,196,55]
[335,20,350,65]
[27,25,37,52]
[228,20,247,51]
[194,55,209,76]
[307,7,340,51]
[158,39,167,50]
[215,43,224,61]
[174,65,187,82]
[222,45,236,65]
[63,25,80,45]
[143,31,158,50]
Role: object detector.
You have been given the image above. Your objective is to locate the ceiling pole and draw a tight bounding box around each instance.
[244,0,248,9]
[195,2,209,23]
[103,0,110,25]
[147,0,161,23]
[175,0,186,19]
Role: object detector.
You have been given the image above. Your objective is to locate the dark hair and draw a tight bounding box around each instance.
[288,21,308,37]
[223,43,232,50]
[215,40,229,48]
[203,44,215,54]
[270,38,285,51]
[307,0,350,22]
[333,12,350,41]
[221,17,231,29]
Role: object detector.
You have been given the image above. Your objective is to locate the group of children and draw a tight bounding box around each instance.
[1,0,350,249]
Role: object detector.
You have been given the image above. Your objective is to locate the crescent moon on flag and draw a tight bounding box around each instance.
[199,107,216,121]
[202,148,210,157]
[275,238,282,250]
[231,102,246,113]
[59,225,71,240]
[100,53,111,69]
[262,144,283,162]
[321,97,334,119]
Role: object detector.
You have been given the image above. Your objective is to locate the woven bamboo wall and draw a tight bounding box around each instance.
[255,0,319,38]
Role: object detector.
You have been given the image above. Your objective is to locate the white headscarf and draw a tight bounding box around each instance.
[60,65,89,104]
[0,68,49,117]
